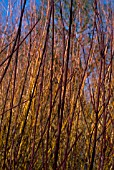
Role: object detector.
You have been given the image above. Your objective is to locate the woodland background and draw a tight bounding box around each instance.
[0,0,114,169]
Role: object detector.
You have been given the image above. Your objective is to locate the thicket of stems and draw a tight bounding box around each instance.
[0,0,113,169]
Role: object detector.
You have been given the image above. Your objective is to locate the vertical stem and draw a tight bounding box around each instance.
[53,0,73,169]
[46,0,54,169]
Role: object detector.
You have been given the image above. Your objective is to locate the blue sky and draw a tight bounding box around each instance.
[0,0,41,17]
[0,0,113,18]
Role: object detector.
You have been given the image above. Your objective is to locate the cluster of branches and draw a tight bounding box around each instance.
[0,0,114,169]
